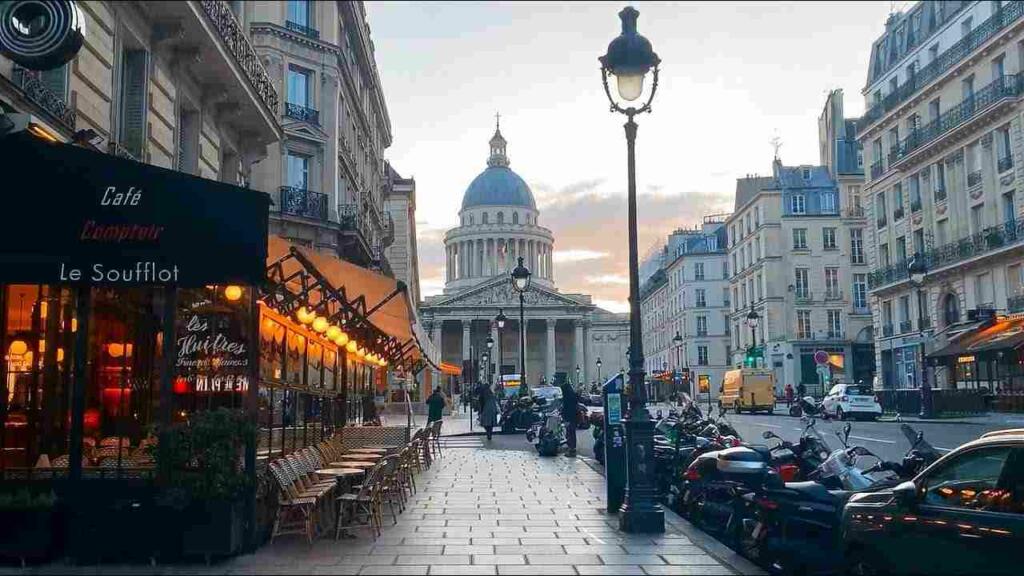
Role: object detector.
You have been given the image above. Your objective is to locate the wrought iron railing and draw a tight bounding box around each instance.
[795,292,813,304]
[894,207,904,221]
[934,184,947,202]
[870,219,1024,289]
[911,199,922,213]
[882,324,894,337]
[279,186,327,220]
[199,0,279,114]
[999,155,1014,173]
[861,1,1024,129]
[893,74,1023,164]
[842,206,866,218]
[876,216,887,229]
[968,170,983,187]
[285,102,319,125]
[871,161,884,179]
[285,20,320,39]
[11,67,75,131]
[825,290,843,301]
[899,320,913,334]
[1010,294,1024,313]
[107,141,138,162]
[339,203,373,243]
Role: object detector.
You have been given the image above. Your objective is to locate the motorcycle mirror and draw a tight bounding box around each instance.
[915,431,924,447]
[761,430,775,440]
[843,422,852,443]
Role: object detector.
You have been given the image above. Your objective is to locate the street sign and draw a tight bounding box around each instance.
[814,350,829,365]
[607,393,622,424]
[698,374,710,393]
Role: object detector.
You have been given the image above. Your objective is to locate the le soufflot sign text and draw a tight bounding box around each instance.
[0,132,270,286]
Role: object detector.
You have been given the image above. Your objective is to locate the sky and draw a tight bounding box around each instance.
[365,1,896,313]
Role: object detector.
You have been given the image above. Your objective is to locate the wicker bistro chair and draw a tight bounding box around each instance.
[335,460,384,540]
[268,461,319,543]
[429,419,443,459]
[412,428,431,470]
[395,446,417,498]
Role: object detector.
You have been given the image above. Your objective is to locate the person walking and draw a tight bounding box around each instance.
[426,386,447,424]
[784,383,794,408]
[796,382,807,400]
[479,384,500,441]
[558,380,579,457]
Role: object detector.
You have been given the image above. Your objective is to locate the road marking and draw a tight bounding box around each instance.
[751,423,783,429]
[849,435,896,445]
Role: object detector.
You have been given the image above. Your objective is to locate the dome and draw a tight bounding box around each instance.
[462,166,537,210]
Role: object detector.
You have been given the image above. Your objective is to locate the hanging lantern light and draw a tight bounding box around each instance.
[108,343,124,358]
[346,340,358,353]
[334,331,349,347]
[224,285,243,301]
[57,348,64,363]
[296,307,314,324]
[326,325,342,340]
[8,339,28,356]
[313,316,328,333]
[71,318,78,333]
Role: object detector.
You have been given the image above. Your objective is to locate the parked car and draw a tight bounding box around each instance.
[821,382,881,421]
[842,429,1024,575]
[719,369,775,414]
[587,393,603,407]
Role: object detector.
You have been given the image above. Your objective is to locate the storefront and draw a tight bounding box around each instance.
[927,316,1024,412]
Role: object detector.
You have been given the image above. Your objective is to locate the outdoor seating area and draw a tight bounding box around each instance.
[265,420,443,544]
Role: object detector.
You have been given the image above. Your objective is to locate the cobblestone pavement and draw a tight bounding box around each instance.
[5,448,760,575]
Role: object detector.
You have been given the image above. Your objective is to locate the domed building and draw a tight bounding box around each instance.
[420,122,629,388]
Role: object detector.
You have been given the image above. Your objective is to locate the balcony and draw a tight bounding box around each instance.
[696,331,708,337]
[934,184,947,202]
[827,330,845,340]
[968,170,982,187]
[285,102,320,125]
[919,316,932,330]
[1010,294,1024,313]
[893,207,904,221]
[279,186,327,221]
[10,67,76,131]
[871,161,884,179]
[286,20,319,39]
[869,219,1024,289]
[892,74,1023,166]
[911,198,922,213]
[853,305,871,315]
[852,252,866,265]
[883,324,894,337]
[842,206,866,219]
[860,1,1024,130]
[887,147,900,166]
[877,216,887,229]
[899,320,913,334]
[825,290,843,301]
[694,301,707,309]
[795,291,813,304]
[999,155,1014,173]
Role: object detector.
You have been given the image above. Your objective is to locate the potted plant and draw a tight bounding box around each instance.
[155,408,255,562]
[0,489,58,565]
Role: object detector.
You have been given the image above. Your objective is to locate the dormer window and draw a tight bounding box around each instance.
[482,212,489,224]
[497,212,504,224]
[513,212,519,224]
[802,168,811,180]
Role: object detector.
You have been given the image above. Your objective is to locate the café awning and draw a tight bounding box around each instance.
[265,236,437,370]
[928,317,1024,359]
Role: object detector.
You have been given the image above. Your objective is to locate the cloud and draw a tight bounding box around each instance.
[594,299,629,314]
[585,274,629,286]
[553,249,610,263]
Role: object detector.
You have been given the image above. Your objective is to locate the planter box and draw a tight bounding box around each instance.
[180,500,245,561]
[0,509,56,563]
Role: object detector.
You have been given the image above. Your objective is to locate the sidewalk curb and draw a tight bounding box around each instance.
[578,457,766,576]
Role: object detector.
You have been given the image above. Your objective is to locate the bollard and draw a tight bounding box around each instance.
[602,373,627,514]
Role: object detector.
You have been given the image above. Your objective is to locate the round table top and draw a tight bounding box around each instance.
[341,453,381,460]
[348,448,386,454]
[318,468,364,477]
[362,444,399,450]
[332,460,374,469]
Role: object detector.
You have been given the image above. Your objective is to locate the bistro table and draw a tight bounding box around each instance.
[347,448,386,455]
[318,467,366,540]
[339,453,382,462]
[330,460,374,470]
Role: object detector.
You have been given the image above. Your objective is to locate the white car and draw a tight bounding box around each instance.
[821,383,882,421]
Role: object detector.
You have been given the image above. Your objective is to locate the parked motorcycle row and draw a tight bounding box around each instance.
[493,391,589,457]
[634,401,950,574]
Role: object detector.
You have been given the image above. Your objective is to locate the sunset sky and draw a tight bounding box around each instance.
[366,1,894,312]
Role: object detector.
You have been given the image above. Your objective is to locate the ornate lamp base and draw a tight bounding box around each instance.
[618,416,665,533]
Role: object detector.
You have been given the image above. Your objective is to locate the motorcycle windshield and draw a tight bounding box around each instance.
[803,422,833,454]
[900,423,940,461]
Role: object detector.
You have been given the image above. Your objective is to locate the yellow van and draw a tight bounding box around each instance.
[720,369,775,414]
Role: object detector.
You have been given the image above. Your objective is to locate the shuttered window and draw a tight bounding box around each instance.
[118,48,148,160]
[176,108,199,174]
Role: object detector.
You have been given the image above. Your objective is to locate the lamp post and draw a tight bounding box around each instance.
[482,351,490,389]
[597,357,603,384]
[746,305,760,368]
[576,364,581,387]
[672,331,683,400]
[599,5,663,533]
[908,255,932,418]
[511,257,532,397]
[495,309,507,393]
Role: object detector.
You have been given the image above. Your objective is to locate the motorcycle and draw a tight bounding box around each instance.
[535,412,566,456]
[500,395,542,434]
[788,395,828,419]
[591,412,605,464]
[735,423,940,575]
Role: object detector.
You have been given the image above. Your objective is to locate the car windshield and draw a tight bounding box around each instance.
[533,387,562,400]
[846,385,874,396]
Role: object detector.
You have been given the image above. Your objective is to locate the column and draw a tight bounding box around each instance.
[462,320,471,366]
[546,319,556,382]
[432,322,443,360]
[574,319,585,383]
[584,321,594,384]
[548,247,554,282]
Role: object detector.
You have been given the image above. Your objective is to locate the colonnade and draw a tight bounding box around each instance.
[445,237,553,281]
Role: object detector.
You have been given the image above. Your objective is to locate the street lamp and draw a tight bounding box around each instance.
[495,309,507,391]
[599,5,663,534]
[908,255,932,418]
[597,357,603,383]
[482,351,490,388]
[511,256,532,397]
[746,306,760,368]
[576,364,581,386]
[672,332,683,399]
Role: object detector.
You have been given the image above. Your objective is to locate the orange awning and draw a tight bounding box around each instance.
[266,235,423,362]
[440,362,462,376]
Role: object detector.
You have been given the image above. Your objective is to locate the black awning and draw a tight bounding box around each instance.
[0,132,270,286]
[928,318,1024,359]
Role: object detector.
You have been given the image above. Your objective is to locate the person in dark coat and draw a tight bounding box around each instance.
[361,393,380,426]
[478,384,500,441]
[559,381,579,457]
[426,387,447,423]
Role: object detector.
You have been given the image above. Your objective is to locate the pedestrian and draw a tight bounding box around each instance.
[361,393,380,426]
[558,379,579,457]
[785,383,794,407]
[479,384,500,441]
[426,386,447,424]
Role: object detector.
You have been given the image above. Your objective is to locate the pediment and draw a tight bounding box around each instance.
[283,122,329,142]
[428,277,590,309]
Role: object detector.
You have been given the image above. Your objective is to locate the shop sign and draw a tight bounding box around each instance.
[0,133,269,286]
[698,374,710,393]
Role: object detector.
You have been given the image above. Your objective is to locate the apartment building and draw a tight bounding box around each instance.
[247,0,395,272]
[859,0,1024,392]
[728,156,874,396]
[384,164,421,306]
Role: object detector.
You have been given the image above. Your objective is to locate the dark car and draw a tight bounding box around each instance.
[842,429,1024,575]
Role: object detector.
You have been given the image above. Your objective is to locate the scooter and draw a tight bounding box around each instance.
[535,412,565,457]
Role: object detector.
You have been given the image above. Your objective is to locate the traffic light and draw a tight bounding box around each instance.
[744,346,761,368]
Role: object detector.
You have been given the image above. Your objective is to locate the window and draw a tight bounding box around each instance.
[993,54,1006,82]
[482,212,489,224]
[176,106,200,174]
[695,289,707,308]
[827,310,842,337]
[795,268,809,298]
[696,316,708,337]
[929,97,941,123]
[899,295,912,331]
[288,0,311,26]
[928,43,939,64]
[755,238,761,261]
[880,242,890,267]
[853,275,868,309]
[976,272,993,306]
[922,446,1016,512]
[286,152,309,189]
[697,346,709,366]
[893,183,904,220]
[823,228,838,250]
[935,162,947,201]
[825,268,840,298]
[997,126,1013,170]
[802,168,811,180]
[971,205,985,234]
[913,229,925,257]
[851,229,865,264]
[963,75,976,103]
[694,263,705,280]
[756,273,763,300]
[791,194,806,214]
[117,47,149,160]
[497,212,504,224]
[961,16,973,40]
[896,236,907,264]
[883,300,894,331]
[821,192,836,214]
[876,192,888,227]
[797,310,812,339]
[39,64,68,101]
[1004,191,1016,224]
[707,235,718,251]
[910,174,921,211]
[793,229,808,250]
[1007,264,1023,297]
[936,219,949,246]
[287,66,312,108]
[512,212,519,224]
[944,293,961,326]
